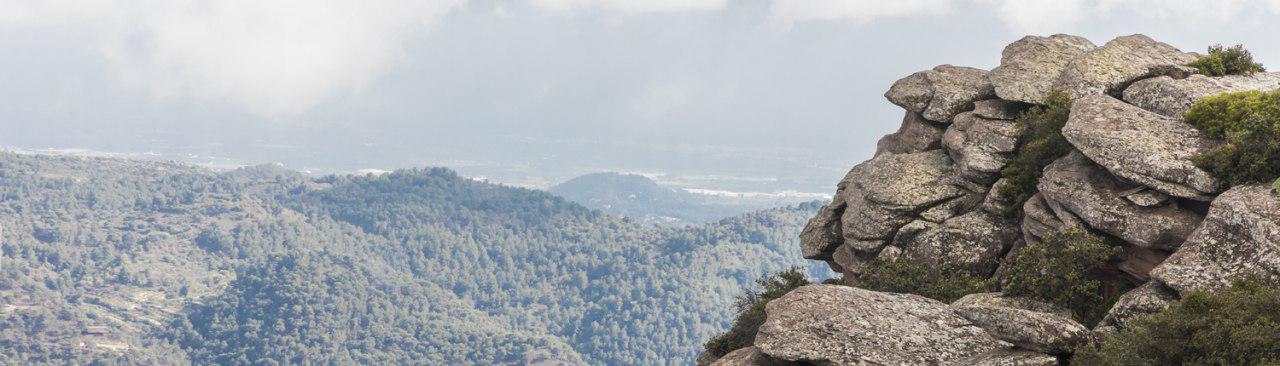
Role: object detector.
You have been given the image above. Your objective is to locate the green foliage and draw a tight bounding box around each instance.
[1183,90,1280,186]
[1075,279,1280,365]
[1003,228,1125,325]
[1185,44,1266,77]
[703,268,809,358]
[856,259,992,303]
[998,90,1074,216]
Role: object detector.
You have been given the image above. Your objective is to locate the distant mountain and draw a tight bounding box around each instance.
[549,172,824,226]
[0,153,829,365]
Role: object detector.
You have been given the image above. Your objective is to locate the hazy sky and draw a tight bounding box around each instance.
[4,0,1280,191]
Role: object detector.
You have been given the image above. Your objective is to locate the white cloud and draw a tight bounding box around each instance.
[632,79,703,116]
[1,0,463,119]
[768,0,953,27]
[532,0,728,14]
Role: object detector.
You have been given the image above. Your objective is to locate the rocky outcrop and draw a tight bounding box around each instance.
[953,305,1091,354]
[1151,185,1280,294]
[877,111,947,156]
[990,34,1096,104]
[951,292,1074,319]
[755,285,1010,365]
[1062,94,1222,200]
[943,111,1022,184]
[1097,281,1177,331]
[837,150,965,241]
[1054,34,1197,100]
[886,65,997,123]
[1123,72,1280,117]
[895,211,1019,274]
[957,349,1059,366]
[708,347,795,366]
[799,199,844,260]
[1038,151,1203,250]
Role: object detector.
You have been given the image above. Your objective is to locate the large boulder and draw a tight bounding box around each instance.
[1054,34,1197,100]
[838,150,966,241]
[1062,94,1222,200]
[1123,72,1280,117]
[886,65,997,123]
[895,211,1020,275]
[799,198,844,260]
[1097,281,1177,331]
[956,349,1059,366]
[943,111,1023,184]
[709,347,795,366]
[876,111,947,156]
[1038,151,1204,250]
[1151,185,1280,294]
[990,34,1096,104]
[755,285,1009,365]
[953,305,1091,355]
[951,292,1074,319]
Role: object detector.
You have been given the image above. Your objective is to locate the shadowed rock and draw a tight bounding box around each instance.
[876,111,947,156]
[1097,281,1177,331]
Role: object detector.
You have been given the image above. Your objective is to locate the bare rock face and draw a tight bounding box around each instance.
[755,285,1009,365]
[838,150,965,241]
[895,211,1020,275]
[1020,193,1085,246]
[953,305,1091,355]
[886,65,997,123]
[799,198,844,260]
[1151,185,1280,294]
[957,349,1059,366]
[990,34,1096,104]
[1062,94,1222,200]
[1054,34,1197,100]
[1097,281,1177,331]
[1123,72,1280,117]
[1038,151,1203,250]
[943,112,1023,184]
[876,111,947,156]
[972,99,1025,120]
[709,347,795,366]
[951,292,1074,319]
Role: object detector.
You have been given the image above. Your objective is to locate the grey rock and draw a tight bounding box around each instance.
[886,65,997,123]
[1151,185,1280,294]
[1123,72,1280,117]
[980,179,1016,215]
[799,198,844,260]
[876,111,947,156]
[953,305,1091,355]
[943,112,1023,184]
[972,99,1026,120]
[876,245,904,261]
[1062,94,1222,200]
[1020,193,1085,246]
[1120,187,1171,207]
[709,347,795,366]
[897,211,1019,274]
[951,292,1074,319]
[955,348,1059,366]
[1054,34,1198,100]
[1038,151,1203,250]
[1098,281,1177,330]
[1117,246,1171,281]
[755,285,1008,366]
[838,150,965,240]
[831,243,870,276]
[990,34,1096,104]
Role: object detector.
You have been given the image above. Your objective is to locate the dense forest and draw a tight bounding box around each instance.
[549,172,821,227]
[0,153,828,365]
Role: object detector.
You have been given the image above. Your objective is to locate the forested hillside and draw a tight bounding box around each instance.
[0,153,827,365]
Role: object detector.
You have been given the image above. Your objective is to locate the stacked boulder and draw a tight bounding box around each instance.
[717,34,1280,366]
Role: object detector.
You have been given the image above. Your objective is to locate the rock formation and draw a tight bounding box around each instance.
[722,33,1280,365]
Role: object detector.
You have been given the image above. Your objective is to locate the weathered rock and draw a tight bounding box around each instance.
[1020,193,1084,246]
[831,243,870,275]
[1038,151,1203,250]
[953,305,1091,355]
[1119,187,1171,207]
[951,292,1074,319]
[1123,72,1280,117]
[980,179,1016,215]
[990,34,1096,104]
[1098,281,1177,330]
[972,99,1025,120]
[1062,94,1222,200]
[886,65,996,123]
[709,347,795,366]
[697,350,718,366]
[839,150,965,240]
[943,112,1023,184]
[896,211,1019,274]
[1117,246,1171,281]
[919,190,985,223]
[799,199,844,260]
[955,348,1059,366]
[1151,185,1280,294]
[1054,34,1197,100]
[755,285,1008,365]
[876,111,947,156]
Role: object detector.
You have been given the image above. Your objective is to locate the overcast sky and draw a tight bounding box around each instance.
[4,0,1280,191]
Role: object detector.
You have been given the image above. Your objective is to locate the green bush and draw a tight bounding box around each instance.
[1185,44,1266,77]
[856,258,992,303]
[1074,279,1280,365]
[1003,228,1125,325]
[1184,90,1280,186]
[703,268,809,358]
[998,90,1074,216]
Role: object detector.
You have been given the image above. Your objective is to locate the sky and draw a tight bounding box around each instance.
[3,0,1280,192]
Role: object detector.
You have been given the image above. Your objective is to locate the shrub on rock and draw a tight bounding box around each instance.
[1183,89,1280,186]
[1002,228,1125,325]
[855,259,992,303]
[703,268,809,358]
[997,90,1073,216]
[1074,278,1280,365]
[1185,44,1265,77]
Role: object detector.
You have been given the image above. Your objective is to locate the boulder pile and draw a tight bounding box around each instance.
[711,34,1280,366]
